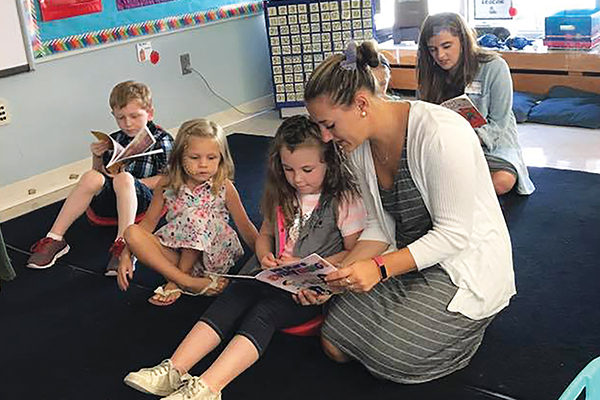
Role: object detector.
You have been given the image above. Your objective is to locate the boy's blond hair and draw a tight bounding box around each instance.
[109,81,153,111]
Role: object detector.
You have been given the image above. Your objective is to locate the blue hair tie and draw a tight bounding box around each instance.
[340,42,357,71]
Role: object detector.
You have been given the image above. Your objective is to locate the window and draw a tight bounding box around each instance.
[375,0,465,32]
[507,0,597,36]
[374,0,599,40]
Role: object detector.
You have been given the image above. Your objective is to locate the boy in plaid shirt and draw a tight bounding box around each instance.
[27,81,174,275]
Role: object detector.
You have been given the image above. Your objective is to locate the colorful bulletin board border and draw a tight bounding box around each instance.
[24,0,263,58]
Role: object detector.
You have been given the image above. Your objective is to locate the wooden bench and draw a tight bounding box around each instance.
[380,45,600,95]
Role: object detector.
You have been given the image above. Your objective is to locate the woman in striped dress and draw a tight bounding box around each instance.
[301,41,516,383]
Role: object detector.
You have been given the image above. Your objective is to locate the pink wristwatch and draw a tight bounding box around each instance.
[372,256,389,282]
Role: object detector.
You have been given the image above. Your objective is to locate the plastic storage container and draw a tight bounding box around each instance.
[544,8,600,49]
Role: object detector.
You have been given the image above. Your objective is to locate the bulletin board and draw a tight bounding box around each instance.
[264,0,375,110]
[25,0,263,58]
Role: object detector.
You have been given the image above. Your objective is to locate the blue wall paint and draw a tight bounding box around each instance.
[0,15,272,186]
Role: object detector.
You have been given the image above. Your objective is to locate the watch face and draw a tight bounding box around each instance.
[372,256,387,281]
[379,264,388,280]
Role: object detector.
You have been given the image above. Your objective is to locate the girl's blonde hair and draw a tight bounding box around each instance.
[166,119,234,194]
[262,115,359,228]
[417,12,496,104]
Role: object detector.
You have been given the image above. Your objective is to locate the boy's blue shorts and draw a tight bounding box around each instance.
[89,175,153,218]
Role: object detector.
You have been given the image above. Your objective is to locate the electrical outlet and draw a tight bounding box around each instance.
[0,100,10,126]
[180,53,192,75]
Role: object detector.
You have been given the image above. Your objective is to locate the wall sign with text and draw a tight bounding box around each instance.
[474,0,512,20]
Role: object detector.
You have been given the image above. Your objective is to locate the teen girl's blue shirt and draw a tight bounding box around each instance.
[467,56,535,195]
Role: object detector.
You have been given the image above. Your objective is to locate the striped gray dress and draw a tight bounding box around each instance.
[322,140,494,384]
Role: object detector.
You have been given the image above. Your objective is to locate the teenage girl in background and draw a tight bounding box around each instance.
[417,12,534,195]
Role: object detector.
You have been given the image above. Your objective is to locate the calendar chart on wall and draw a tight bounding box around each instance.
[264,0,375,114]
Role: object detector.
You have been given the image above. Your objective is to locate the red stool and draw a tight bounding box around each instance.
[281,314,325,337]
[85,207,148,227]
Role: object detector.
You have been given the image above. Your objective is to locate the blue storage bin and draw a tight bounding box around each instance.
[544,8,600,49]
[546,8,600,38]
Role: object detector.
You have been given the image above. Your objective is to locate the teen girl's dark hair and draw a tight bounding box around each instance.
[417,12,496,104]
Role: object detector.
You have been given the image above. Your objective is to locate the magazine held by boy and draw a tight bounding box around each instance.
[216,253,338,295]
[91,126,163,172]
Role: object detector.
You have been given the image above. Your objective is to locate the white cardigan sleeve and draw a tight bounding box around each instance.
[406,106,480,269]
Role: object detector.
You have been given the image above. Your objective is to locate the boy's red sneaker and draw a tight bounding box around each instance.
[105,237,126,277]
[27,237,70,269]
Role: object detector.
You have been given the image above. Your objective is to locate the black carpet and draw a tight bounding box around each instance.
[1,133,599,400]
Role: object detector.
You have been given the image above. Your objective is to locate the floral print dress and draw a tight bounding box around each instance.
[155,180,243,276]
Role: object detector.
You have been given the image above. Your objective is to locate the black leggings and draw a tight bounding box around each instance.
[200,280,320,355]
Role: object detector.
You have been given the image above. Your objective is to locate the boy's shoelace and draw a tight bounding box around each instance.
[30,237,54,252]
[109,237,126,257]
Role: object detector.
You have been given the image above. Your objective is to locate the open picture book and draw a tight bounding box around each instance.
[91,126,163,171]
[441,94,487,129]
[216,253,338,295]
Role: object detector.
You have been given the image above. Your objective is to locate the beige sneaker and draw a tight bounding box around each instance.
[124,359,190,396]
[161,376,221,400]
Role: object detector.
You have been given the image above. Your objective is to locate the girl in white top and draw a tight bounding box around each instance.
[301,40,516,383]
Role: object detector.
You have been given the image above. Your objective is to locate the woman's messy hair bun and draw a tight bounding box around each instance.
[356,40,380,69]
[304,40,383,106]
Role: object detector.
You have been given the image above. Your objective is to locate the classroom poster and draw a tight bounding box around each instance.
[474,0,512,20]
[39,0,102,21]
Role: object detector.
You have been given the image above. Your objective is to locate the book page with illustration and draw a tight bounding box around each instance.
[91,126,162,171]
[441,94,487,128]
[217,254,338,295]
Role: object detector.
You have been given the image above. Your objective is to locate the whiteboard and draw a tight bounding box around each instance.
[0,0,33,77]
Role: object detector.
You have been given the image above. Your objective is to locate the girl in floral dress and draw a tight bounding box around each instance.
[116,119,258,306]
